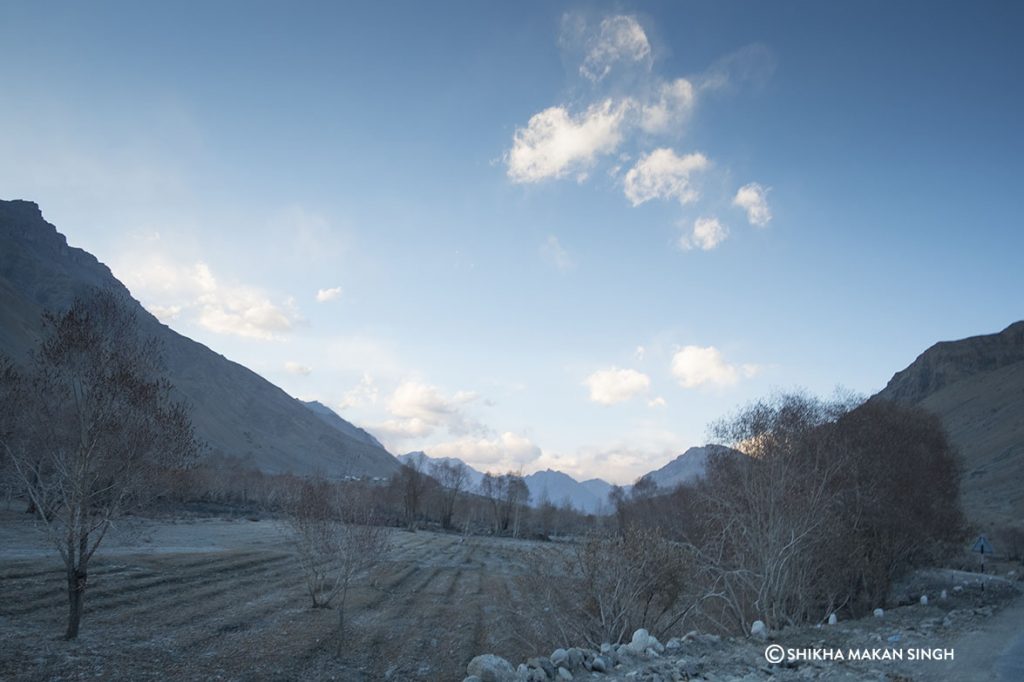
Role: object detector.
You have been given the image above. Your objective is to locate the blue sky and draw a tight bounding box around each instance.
[1,1,1021,482]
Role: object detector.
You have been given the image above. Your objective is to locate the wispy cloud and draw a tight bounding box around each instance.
[117,257,301,340]
[733,183,772,226]
[579,15,652,82]
[428,432,542,474]
[624,148,709,206]
[540,235,576,272]
[505,14,777,252]
[285,361,312,375]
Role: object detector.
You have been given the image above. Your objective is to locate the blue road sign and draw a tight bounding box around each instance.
[971,535,994,555]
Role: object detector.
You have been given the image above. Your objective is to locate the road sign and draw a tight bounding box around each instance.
[971,535,994,555]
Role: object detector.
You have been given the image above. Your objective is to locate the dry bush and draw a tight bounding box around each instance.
[995,526,1024,563]
[516,527,698,649]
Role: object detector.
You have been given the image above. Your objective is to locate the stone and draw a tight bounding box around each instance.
[557,666,573,680]
[873,608,884,618]
[528,657,555,680]
[463,677,483,682]
[550,649,569,667]
[920,595,929,605]
[467,654,517,682]
[591,656,608,673]
[629,628,651,654]
[566,648,584,670]
[750,620,768,639]
[828,613,838,625]
[940,589,948,599]
[648,636,665,654]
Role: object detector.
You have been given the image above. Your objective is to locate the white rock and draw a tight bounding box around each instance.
[920,595,929,605]
[954,585,964,593]
[557,667,573,680]
[828,613,838,625]
[466,654,517,682]
[628,628,651,653]
[940,590,948,600]
[550,649,568,667]
[873,608,884,618]
[750,620,768,639]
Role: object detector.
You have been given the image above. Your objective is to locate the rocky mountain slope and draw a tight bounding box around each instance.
[302,400,386,450]
[643,445,729,491]
[0,199,400,478]
[873,322,1024,527]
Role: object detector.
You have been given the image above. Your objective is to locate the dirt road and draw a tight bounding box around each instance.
[940,593,1024,681]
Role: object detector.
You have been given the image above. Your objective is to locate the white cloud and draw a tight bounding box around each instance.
[284,361,312,376]
[316,286,343,302]
[429,432,542,473]
[679,216,728,251]
[338,373,379,410]
[374,380,485,443]
[647,396,667,408]
[506,99,629,183]
[146,304,182,322]
[540,235,576,272]
[634,345,646,361]
[670,345,759,388]
[580,15,652,82]
[584,367,651,405]
[639,78,696,134]
[733,182,772,226]
[623,148,709,206]
[116,258,300,340]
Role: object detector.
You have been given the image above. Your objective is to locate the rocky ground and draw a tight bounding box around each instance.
[464,568,1023,682]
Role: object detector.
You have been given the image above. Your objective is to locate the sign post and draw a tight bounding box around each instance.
[971,535,994,574]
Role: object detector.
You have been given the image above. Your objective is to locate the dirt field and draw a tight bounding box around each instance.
[0,510,551,681]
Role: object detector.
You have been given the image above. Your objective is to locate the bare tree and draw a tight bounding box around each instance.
[480,471,530,535]
[430,459,468,530]
[281,475,391,650]
[395,454,429,530]
[0,290,200,639]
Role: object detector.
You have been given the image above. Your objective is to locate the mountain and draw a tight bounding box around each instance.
[0,199,400,479]
[524,469,610,515]
[873,322,1024,527]
[397,451,486,489]
[303,400,386,450]
[396,452,612,514]
[643,445,730,491]
[579,478,614,503]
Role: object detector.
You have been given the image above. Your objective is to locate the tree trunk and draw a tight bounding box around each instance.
[66,566,87,639]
